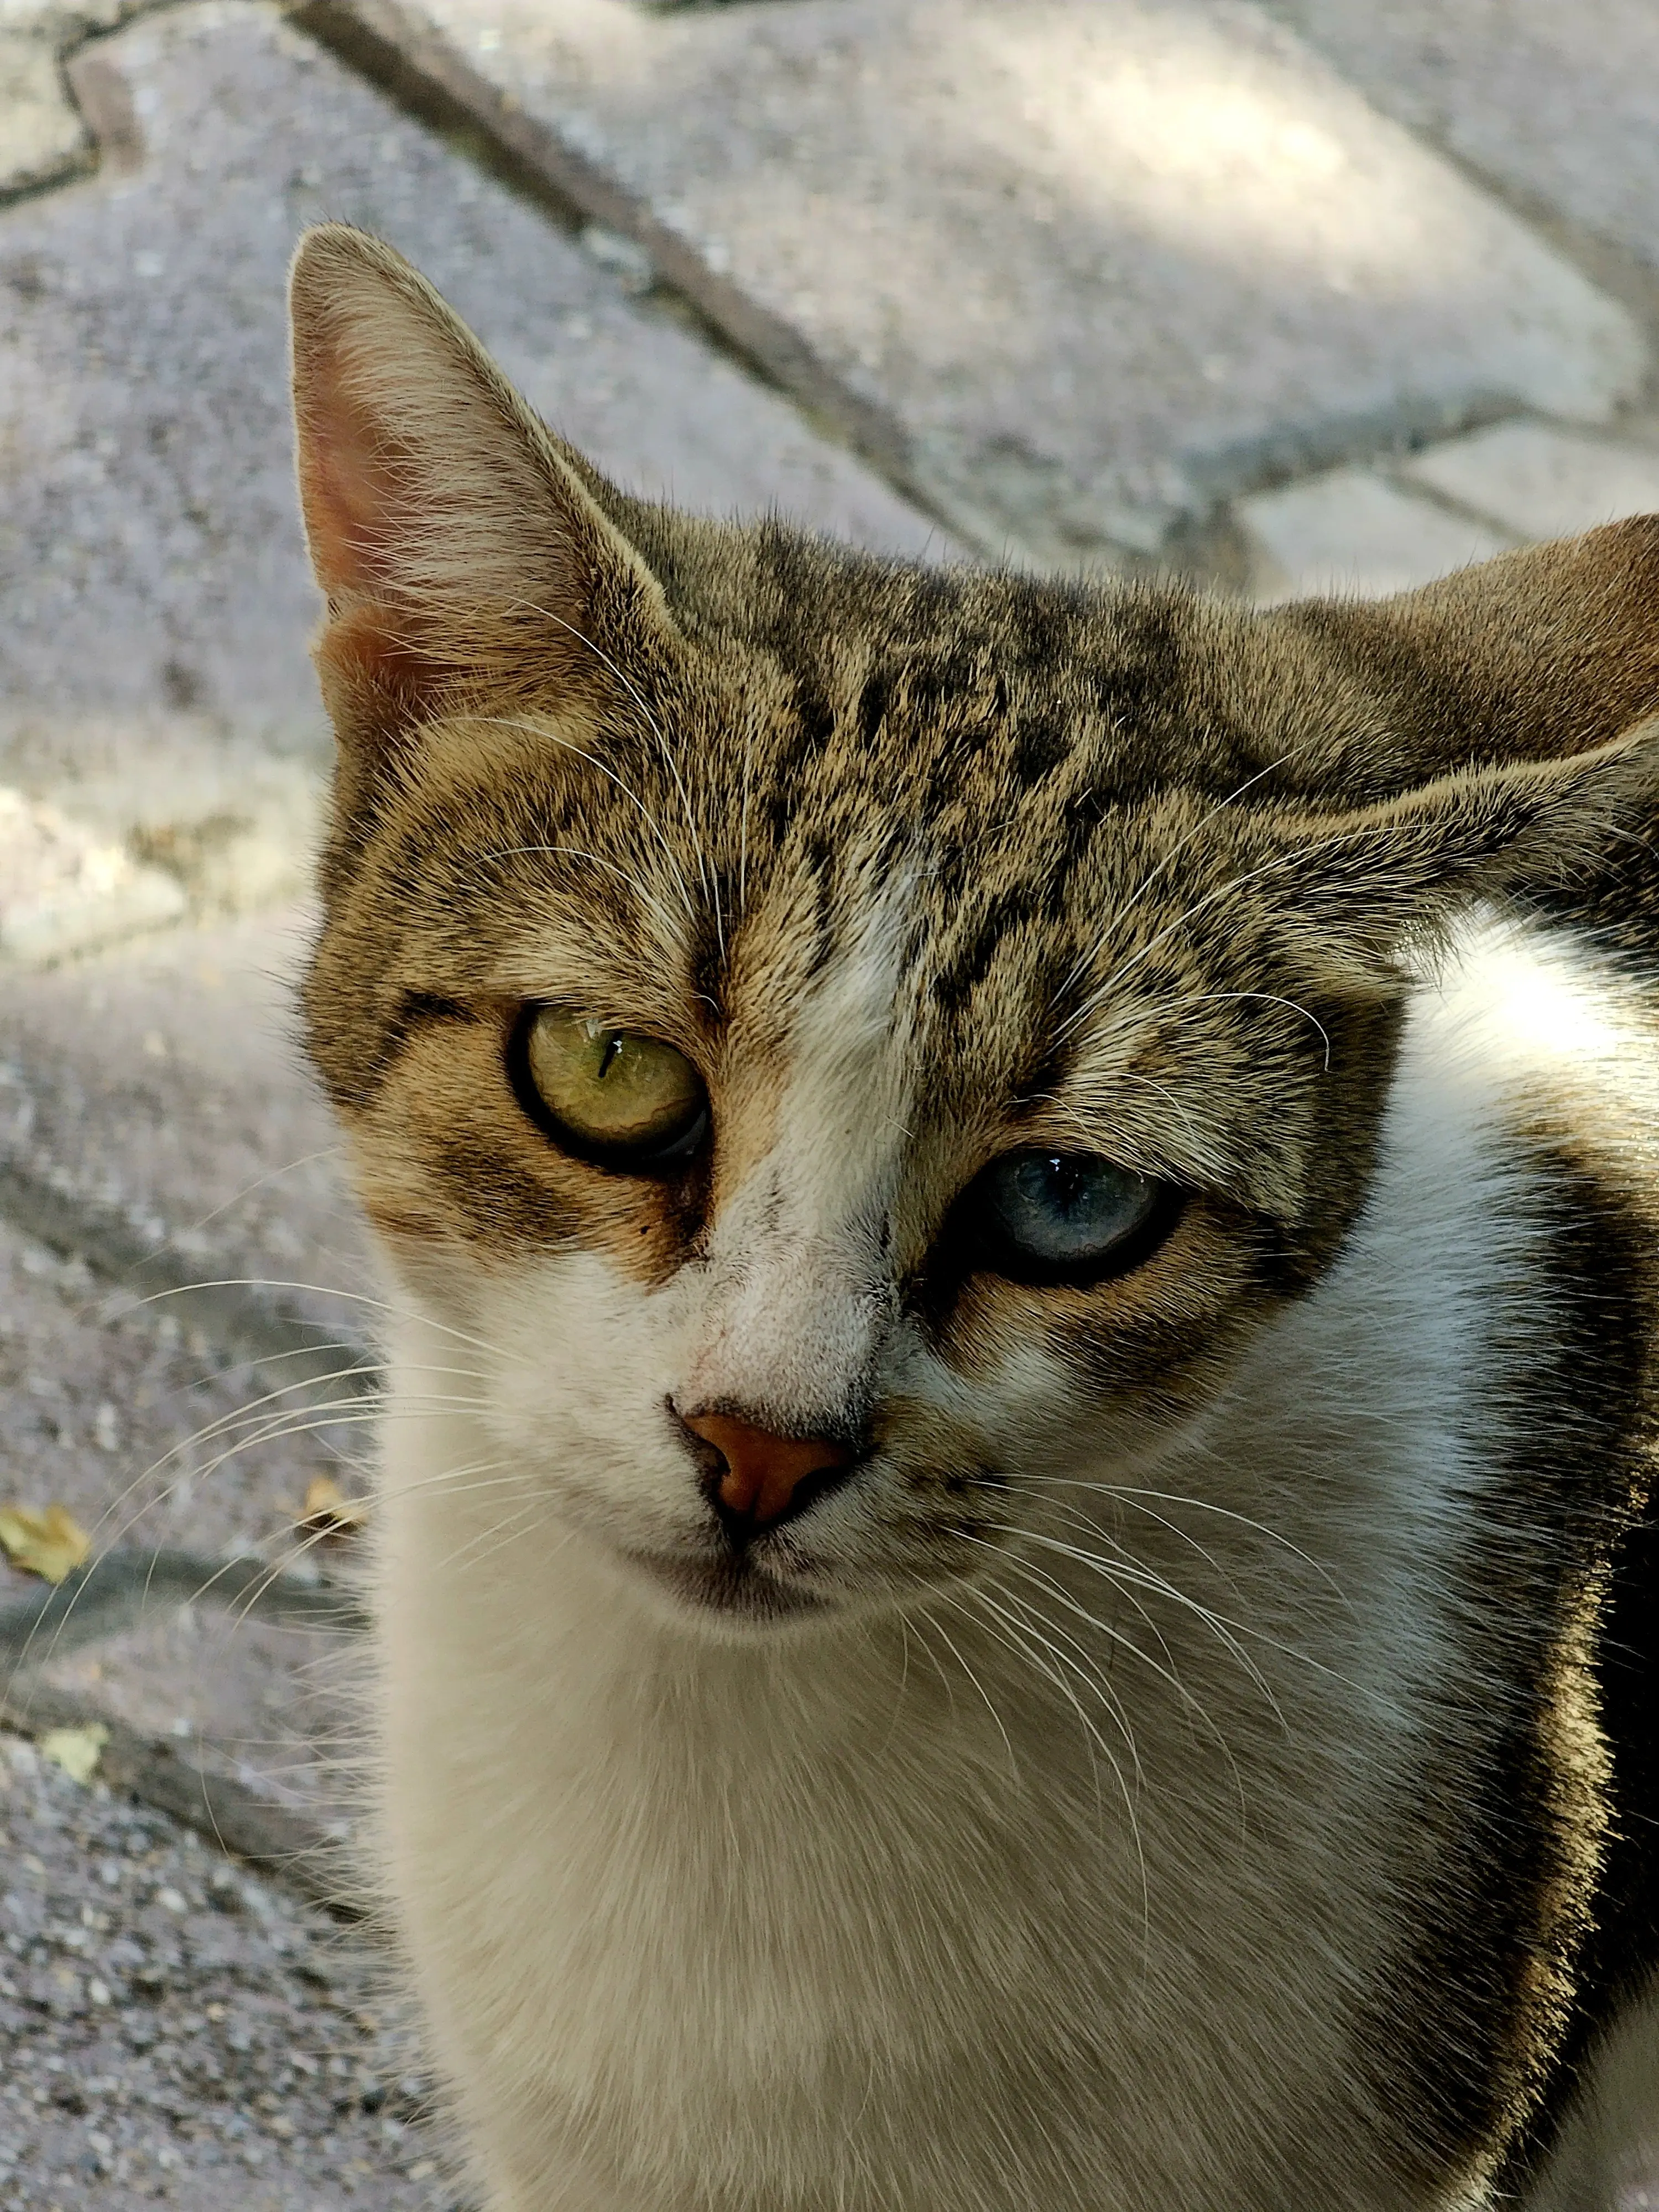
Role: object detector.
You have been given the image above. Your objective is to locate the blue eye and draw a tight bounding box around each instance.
[969,1151,1173,1284]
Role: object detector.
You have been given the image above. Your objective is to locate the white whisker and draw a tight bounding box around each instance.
[925,1599,1021,1780]
[470,842,685,941]
[1049,750,1300,1013]
[468,708,698,922]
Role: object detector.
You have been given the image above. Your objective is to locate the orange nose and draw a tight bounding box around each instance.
[680,1410,854,1534]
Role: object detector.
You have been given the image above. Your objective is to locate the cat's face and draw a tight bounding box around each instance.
[290,227,1659,1637]
[302,611,1401,1634]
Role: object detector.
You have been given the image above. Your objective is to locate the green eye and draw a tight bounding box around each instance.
[510,1008,708,1167]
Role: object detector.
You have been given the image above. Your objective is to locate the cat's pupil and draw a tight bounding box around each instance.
[1034,1155,1087,1213]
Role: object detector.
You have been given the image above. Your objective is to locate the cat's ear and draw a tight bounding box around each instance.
[1274,521,1659,785]
[288,224,660,753]
[1263,719,1659,987]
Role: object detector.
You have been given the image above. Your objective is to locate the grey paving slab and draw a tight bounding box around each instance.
[1400,421,1659,544]
[0,0,946,823]
[1237,465,1517,602]
[1268,0,1659,285]
[0,0,147,39]
[397,0,1647,565]
[1,782,186,962]
[0,0,169,197]
[0,905,373,1812]
[0,907,366,1349]
[29,1605,359,1823]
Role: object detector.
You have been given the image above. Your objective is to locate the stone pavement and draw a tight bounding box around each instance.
[377,0,1645,562]
[2,0,1659,2204]
[1267,0,1659,296]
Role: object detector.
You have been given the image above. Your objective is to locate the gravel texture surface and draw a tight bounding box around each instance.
[0,1728,452,2209]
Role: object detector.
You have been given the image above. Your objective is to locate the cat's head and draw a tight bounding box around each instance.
[290,225,1659,1637]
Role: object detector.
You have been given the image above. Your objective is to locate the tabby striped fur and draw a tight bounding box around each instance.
[290,226,1659,2211]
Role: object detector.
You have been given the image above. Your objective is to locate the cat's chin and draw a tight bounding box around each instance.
[619,1547,837,1630]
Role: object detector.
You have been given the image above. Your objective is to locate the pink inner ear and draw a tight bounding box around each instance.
[296,346,409,605]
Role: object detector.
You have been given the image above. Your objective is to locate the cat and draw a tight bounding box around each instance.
[287,221,1659,2211]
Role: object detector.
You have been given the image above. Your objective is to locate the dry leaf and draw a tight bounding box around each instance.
[0,1501,91,1584]
[39,1723,108,1786]
[299,1473,369,1541]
